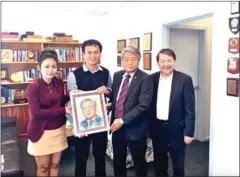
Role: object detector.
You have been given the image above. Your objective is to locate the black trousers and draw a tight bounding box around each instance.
[151,121,186,177]
[112,129,148,177]
[74,131,107,177]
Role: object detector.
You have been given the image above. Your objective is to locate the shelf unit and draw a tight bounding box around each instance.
[1,40,83,139]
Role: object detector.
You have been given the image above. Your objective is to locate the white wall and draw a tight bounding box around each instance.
[2,2,109,44]
[2,2,239,175]
[106,2,239,176]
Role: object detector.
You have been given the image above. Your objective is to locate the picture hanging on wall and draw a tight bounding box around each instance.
[117,39,126,53]
[228,37,239,54]
[231,1,240,15]
[226,78,239,97]
[229,17,240,34]
[129,37,140,50]
[143,53,152,70]
[143,32,152,51]
[117,55,121,67]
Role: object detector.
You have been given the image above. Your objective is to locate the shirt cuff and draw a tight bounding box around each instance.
[119,118,124,125]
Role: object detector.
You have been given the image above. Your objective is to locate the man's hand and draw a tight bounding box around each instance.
[184,136,194,144]
[96,86,110,95]
[110,118,123,133]
[70,89,84,94]
[72,128,88,138]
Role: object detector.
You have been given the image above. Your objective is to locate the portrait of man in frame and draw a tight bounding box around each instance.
[70,91,109,135]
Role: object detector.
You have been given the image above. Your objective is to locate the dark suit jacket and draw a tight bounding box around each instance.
[80,115,103,129]
[148,70,195,139]
[110,69,153,141]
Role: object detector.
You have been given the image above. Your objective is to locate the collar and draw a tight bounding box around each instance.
[160,72,173,80]
[87,117,96,123]
[39,77,55,86]
[122,70,137,79]
[83,64,103,73]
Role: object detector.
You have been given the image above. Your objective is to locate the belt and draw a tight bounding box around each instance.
[159,120,168,124]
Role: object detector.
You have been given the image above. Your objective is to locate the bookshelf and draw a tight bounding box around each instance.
[1,40,83,139]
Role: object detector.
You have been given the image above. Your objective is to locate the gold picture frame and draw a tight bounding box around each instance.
[117,39,126,53]
[129,37,140,50]
[143,32,152,51]
[70,91,109,135]
[143,53,152,70]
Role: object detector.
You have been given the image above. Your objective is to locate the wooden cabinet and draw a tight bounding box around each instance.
[1,40,83,139]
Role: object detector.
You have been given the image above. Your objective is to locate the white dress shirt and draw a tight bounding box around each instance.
[157,73,173,120]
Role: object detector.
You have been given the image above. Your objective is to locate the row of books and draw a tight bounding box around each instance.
[53,47,83,61]
[6,69,41,83]
[1,87,27,104]
[1,32,19,41]
[57,67,77,80]
[2,32,79,43]
[1,49,40,62]
[1,48,83,62]
[2,68,77,84]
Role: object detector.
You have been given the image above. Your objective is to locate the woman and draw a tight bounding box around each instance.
[26,49,71,176]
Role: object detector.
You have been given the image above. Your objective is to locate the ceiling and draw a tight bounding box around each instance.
[2,2,129,17]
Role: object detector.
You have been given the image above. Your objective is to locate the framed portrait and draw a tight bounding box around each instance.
[117,39,126,53]
[143,32,152,51]
[70,91,109,135]
[117,55,121,67]
[129,37,140,50]
[143,53,152,70]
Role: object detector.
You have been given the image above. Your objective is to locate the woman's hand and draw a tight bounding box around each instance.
[65,106,72,114]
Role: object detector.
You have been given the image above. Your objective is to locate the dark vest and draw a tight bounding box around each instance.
[73,65,109,91]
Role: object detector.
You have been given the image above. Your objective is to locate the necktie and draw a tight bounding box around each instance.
[114,74,131,117]
[89,119,94,127]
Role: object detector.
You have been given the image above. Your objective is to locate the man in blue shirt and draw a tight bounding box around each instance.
[67,39,112,177]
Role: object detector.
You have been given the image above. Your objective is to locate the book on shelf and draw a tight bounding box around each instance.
[1,49,40,62]
[1,87,27,105]
[1,32,19,41]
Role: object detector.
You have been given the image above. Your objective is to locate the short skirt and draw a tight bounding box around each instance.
[27,124,68,156]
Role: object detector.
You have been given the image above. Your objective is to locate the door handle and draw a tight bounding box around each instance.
[194,85,199,90]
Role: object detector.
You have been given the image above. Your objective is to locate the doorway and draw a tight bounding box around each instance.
[162,13,213,141]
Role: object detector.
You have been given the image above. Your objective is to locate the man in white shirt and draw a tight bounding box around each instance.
[148,48,195,177]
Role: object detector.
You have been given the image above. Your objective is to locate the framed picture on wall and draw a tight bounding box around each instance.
[143,32,152,51]
[70,91,109,135]
[226,78,239,97]
[117,55,121,67]
[143,53,152,70]
[117,39,126,53]
[231,2,240,15]
[129,37,140,50]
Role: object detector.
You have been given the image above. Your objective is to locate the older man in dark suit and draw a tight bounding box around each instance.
[148,48,195,177]
[109,46,153,177]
